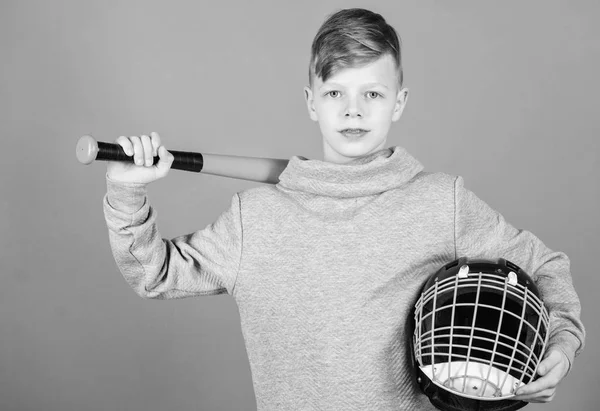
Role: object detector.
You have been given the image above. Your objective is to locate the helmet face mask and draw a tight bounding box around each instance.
[411,258,550,411]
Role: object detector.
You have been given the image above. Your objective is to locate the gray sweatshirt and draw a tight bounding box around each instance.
[103,146,584,410]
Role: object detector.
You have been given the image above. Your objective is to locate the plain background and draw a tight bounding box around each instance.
[1,1,597,410]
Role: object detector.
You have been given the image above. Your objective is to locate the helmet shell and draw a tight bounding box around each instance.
[411,257,550,411]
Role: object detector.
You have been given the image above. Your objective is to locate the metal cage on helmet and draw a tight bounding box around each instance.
[412,258,550,410]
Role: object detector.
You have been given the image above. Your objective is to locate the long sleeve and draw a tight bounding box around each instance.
[102,175,243,299]
[453,176,585,370]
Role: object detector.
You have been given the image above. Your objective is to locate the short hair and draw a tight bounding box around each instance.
[308,8,403,89]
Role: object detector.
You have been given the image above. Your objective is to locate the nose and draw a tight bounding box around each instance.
[344,96,363,118]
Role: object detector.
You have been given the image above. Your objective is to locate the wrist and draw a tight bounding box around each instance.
[105,173,148,214]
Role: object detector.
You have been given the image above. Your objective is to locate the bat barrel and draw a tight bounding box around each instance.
[201,153,288,184]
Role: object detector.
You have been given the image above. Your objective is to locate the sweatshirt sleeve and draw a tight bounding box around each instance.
[102,175,243,299]
[453,176,585,371]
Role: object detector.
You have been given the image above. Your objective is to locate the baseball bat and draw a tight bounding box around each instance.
[76,135,288,184]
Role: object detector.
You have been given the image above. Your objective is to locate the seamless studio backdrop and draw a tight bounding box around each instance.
[1,1,598,410]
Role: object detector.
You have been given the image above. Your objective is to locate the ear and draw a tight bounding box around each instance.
[391,87,409,122]
[304,86,318,122]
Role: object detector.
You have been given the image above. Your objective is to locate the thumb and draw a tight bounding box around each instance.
[156,145,174,176]
[537,349,561,376]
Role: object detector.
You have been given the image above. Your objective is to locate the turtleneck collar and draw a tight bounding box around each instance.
[276,146,424,198]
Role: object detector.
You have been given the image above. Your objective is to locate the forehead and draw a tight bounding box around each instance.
[318,54,398,89]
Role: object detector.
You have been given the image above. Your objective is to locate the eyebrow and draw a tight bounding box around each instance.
[319,82,389,91]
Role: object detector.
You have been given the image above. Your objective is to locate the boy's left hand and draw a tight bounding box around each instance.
[512,348,570,403]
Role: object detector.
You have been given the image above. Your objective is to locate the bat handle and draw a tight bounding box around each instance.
[76,135,204,172]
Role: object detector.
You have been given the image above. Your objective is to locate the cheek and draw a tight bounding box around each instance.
[315,103,337,123]
[374,100,396,119]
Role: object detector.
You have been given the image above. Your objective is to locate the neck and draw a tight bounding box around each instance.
[322,141,388,164]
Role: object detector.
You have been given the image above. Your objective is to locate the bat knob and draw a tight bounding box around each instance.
[76,135,99,164]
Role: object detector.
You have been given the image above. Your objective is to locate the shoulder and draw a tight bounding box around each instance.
[410,170,460,195]
[414,170,458,184]
[235,185,289,215]
[237,184,281,203]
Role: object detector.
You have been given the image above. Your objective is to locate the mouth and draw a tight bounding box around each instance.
[339,128,370,138]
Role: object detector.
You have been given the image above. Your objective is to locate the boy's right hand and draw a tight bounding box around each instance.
[107,132,174,184]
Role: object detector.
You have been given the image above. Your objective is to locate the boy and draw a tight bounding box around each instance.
[103,8,585,410]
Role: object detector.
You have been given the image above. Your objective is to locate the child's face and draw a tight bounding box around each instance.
[304,54,409,164]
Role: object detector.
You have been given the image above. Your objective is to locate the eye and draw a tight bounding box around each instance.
[367,91,381,99]
[326,90,340,98]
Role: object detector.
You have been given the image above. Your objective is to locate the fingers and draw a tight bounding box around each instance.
[115,133,163,167]
[150,131,161,156]
[514,387,556,403]
[156,145,174,176]
[537,350,564,376]
[109,132,170,184]
[130,136,144,166]
[115,135,133,156]
[513,374,560,400]
[512,349,569,403]
[140,135,153,166]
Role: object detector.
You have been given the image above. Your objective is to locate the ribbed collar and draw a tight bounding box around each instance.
[277,146,424,198]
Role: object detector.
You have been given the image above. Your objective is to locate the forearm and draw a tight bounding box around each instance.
[454,176,585,367]
[103,175,171,298]
[102,175,243,299]
[534,254,585,371]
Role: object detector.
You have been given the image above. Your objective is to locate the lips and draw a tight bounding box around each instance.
[340,128,370,138]
[340,128,369,133]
